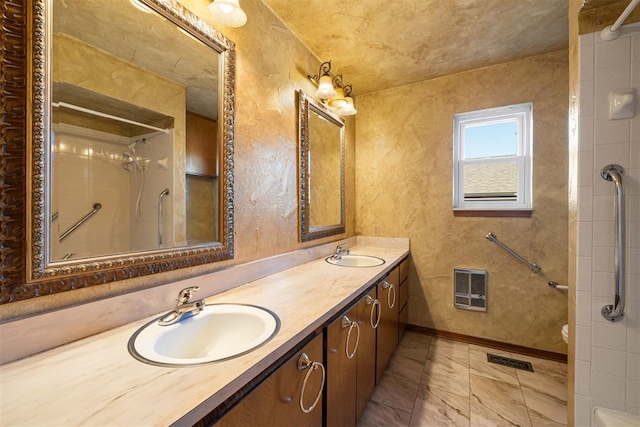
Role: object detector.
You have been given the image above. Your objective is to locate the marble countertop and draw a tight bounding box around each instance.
[0,243,408,426]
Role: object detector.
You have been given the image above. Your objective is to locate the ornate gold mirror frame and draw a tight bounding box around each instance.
[0,0,235,304]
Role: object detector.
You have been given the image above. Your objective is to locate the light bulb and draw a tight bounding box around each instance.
[328,87,347,109]
[315,74,337,99]
[208,0,247,27]
[339,97,357,115]
[219,3,233,13]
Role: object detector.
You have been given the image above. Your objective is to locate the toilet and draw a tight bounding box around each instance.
[562,324,569,343]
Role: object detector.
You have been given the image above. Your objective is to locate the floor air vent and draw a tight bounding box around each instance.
[487,354,534,372]
[454,268,487,311]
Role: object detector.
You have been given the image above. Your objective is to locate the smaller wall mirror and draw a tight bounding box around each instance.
[297,90,345,242]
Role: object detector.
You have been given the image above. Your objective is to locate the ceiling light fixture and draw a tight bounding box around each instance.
[208,0,247,28]
[307,61,357,116]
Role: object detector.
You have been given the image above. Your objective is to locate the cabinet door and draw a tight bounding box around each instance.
[398,258,409,340]
[186,111,218,177]
[326,305,359,427]
[216,333,324,427]
[356,287,379,422]
[399,302,408,340]
[376,266,400,383]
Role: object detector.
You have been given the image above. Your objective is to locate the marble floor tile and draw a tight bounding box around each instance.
[388,352,427,382]
[395,332,432,363]
[529,414,568,427]
[427,338,470,368]
[358,399,412,427]
[422,358,470,397]
[469,344,519,386]
[516,357,567,412]
[470,373,532,427]
[410,382,470,426]
[359,335,568,427]
[371,361,422,413]
[520,383,567,425]
[514,354,566,378]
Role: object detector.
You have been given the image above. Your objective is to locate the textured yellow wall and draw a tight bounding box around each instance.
[356,50,570,353]
[202,0,357,261]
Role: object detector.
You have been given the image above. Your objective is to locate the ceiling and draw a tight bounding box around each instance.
[54,0,219,119]
[261,0,571,95]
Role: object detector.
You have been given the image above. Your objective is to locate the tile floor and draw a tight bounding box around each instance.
[358,332,568,426]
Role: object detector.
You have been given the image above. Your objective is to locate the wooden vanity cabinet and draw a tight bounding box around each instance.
[376,266,400,383]
[325,304,359,427]
[356,287,379,422]
[215,333,324,427]
[213,259,408,427]
[398,258,409,340]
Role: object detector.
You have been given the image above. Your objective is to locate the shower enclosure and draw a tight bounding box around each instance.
[50,122,178,261]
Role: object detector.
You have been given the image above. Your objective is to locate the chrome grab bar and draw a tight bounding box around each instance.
[59,203,102,242]
[158,188,170,246]
[600,164,625,322]
[485,232,541,273]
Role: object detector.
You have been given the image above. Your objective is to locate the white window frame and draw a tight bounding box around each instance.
[453,102,533,211]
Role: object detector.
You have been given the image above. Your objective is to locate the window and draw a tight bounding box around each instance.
[453,103,532,213]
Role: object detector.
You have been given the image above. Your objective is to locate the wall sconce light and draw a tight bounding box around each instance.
[309,61,337,99]
[308,61,357,116]
[339,85,357,116]
[208,0,247,27]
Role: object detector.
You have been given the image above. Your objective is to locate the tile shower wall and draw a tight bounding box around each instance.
[51,126,175,258]
[51,125,131,259]
[575,24,640,423]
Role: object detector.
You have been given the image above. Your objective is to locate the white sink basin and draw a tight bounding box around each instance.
[325,254,385,267]
[128,304,280,366]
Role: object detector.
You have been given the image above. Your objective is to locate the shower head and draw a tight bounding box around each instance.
[160,188,170,197]
[126,138,148,151]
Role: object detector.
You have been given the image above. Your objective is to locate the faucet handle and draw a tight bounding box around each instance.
[177,286,199,304]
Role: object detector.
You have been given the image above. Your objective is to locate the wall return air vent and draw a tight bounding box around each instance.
[454,268,487,311]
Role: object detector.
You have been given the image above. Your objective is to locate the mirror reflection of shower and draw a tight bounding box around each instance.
[122,138,151,217]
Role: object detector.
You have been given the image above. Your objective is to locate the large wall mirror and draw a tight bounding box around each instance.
[297,91,345,242]
[0,0,235,304]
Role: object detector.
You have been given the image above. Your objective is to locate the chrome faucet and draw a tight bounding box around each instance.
[158,286,205,326]
[330,244,350,260]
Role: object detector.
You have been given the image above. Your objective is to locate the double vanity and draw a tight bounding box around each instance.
[0,238,409,426]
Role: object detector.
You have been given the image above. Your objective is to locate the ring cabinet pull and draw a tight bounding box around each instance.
[369,297,382,329]
[382,280,396,308]
[341,316,360,359]
[297,353,325,414]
